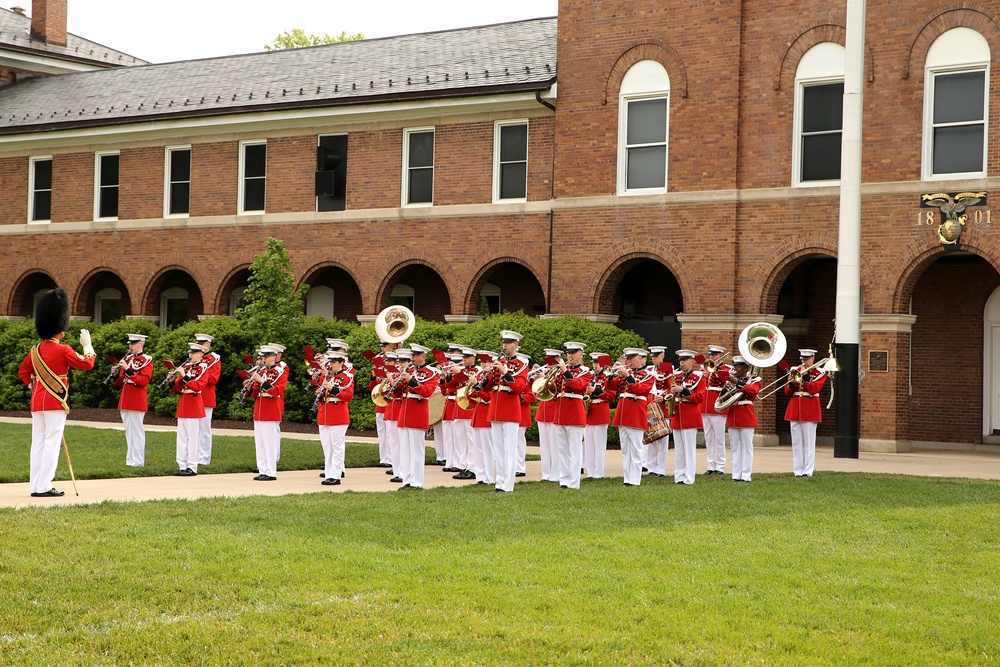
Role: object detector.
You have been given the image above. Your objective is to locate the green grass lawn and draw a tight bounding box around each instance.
[1,473,998,665]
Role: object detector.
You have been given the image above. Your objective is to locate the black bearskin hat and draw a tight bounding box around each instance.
[34,288,70,339]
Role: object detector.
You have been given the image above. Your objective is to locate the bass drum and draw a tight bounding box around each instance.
[427,388,446,427]
[642,401,671,445]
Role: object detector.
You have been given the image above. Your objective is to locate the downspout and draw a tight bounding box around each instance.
[536,88,556,312]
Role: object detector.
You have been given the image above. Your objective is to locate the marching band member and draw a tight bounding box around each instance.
[194,333,220,466]
[317,351,354,486]
[485,331,528,493]
[553,342,593,490]
[114,333,153,467]
[469,350,497,486]
[430,345,461,467]
[384,350,406,483]
[608,349,655,486]
[18,288,95,497]
[785,348,827,477]
[670,349,706,485]
[645,346,670,477]
[266,343,289,462]
[535,349,562,482]
[170,342,210,477]
[371,339,395,468]
[701,344,731,476]
[726,356,761,482]
[517,355,533,479]
[249,345,288,481]
[450,348,479,481]
[396,344,439,490]
[440,348,464,473]
[583,353,615,479]
[325,339,354,375]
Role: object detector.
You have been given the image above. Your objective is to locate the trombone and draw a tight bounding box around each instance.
[756,354,839,402]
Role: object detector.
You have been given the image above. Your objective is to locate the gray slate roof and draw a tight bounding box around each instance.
[0,7,147,68]
[0,17,557,135]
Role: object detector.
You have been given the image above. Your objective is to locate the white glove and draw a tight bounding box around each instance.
[79,329,95,356]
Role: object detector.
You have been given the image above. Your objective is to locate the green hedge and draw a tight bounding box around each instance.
[3,313,646,434]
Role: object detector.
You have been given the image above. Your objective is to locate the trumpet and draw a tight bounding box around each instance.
[703,350,731,375]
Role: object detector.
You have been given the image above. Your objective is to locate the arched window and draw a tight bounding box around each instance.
[160,286,189,329]
[390,283,415,312]
[481,283,500,315]
[229,285,246,316]
[618,60,670,195]
[306,285,335,319]
[923,27,990,180]
[95,287,122,324]
[793,42,845,186]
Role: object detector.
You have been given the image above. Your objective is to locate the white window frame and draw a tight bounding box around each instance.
[238,139,267,215]
[163,145,192,218]
[28,155,53,224]
[402,127,435,207]
[160,286,188,329]
[617,60,670,196]
[390,283,415,311]
[94,150,120,221]
[94,287,122,325]
[306,284,335,319]
[792,76,845,188]
[228,285,246,317]
[493,120,529,203]
[482,282,501,313]
[922,28,990,181]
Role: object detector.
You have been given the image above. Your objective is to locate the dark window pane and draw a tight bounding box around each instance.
[33,191,51,221]
[99,187,118,218]
[934,71,985,124]
[934,124,985,173]
[500,124,528,162]
[408,168,433,203]
[244,144,266,178]
[408,132,434,168]
[801,133,843,181]
[34,159,52,190]
[626,98,667,145]
[170,149,191,182]
[100,154,119,187]
[485,295,500,314]
[244,178,265,211]
[169,182,190,215]
[165,298,188,329]
[99,299,122,324]
[802,83,844,133]
[626,145,666,189]
[500,162,527,199]
[389,295,414,311]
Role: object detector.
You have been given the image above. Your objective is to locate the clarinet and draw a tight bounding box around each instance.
[236,361,265,405]
[102,353,130,386]
[310,366,334,412]
[156,360,182,390]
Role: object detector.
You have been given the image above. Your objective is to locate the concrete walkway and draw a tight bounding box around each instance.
[1,417,997,508]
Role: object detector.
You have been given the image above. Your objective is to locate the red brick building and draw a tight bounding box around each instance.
[2,0,999,451]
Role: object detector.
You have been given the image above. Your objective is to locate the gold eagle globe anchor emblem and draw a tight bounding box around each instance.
[921,191,987,245]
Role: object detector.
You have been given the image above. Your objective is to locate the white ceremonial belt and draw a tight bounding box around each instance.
[621,393,646,401]
[590,399,605,404]
[324,398,343,403]
[404,393,426,400]
[181,389,197,394]
[708,387,724,392]
[737,400,753,405]
[493,386,513,393]
[794,392,816,398]
[447,396,457,401]
[559,393,584,400]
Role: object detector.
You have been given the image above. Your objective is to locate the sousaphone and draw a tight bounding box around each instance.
[374,305,416,344]
[714,321,787,412]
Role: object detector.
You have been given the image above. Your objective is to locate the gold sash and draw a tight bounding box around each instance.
[30,344,70,414]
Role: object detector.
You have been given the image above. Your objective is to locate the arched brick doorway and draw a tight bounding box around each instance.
[466,261,545,316]
[143,268,204,328]
[596,256,683,348]
[76,269,131,324]
[8,271,56,318]
[378,263,450,322]
[302,264,363,321]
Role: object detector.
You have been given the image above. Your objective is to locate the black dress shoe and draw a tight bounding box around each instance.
[321,478,341,486]
[251,468,259,473]
[30,488,64,497]
[560,485,568,489]
[432,460,446,466]
[385,469,395,475]
[390,476,403,483]
[178,468,196,477]
[623,482,637,487]
[173,469,187,476]
[454,470,476,480]
[398,484,411,490]
[320,473,326,478]
[253,474,266,481]
[442,467,458,473]
[515,472,526,477]
[376,462,392,468]
[261,475,277,481]
[476,480,487,485]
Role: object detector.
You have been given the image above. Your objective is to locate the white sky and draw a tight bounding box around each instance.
[62,0,560,64]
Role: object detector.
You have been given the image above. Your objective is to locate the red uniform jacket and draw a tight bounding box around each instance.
[784,367,827,422]
[18,339,96,411]
[170,361,209,419]
[585,374,616,426]
[470,367,493,428]
[553,364,594,426]
[726,376,762,428]
[250,364,287,421]
[397,364,439,430]
[610,368,656,429]
[369,353,387,415]
[441,369,459,421]
[200,351,222,409]
[520,388,534,428]
[317,369,353,426]
[702,363,733,416]
[114,353,154,412]
[535,388,552,423]
[485,356,529,423]
[670,369,706,431]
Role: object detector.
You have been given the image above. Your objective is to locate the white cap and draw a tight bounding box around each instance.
[327,351,347,362]
[410,344,431,355]
[126,333,148,343]
[624,348,646,357]
[708,345,726,354]
[194,333,214,343]
[500,330,522,342]
[544,348,563,357]
[564,341,586,352]
[448,354,463,362]
[447,342,463,351]
[461,347,478,357]
[676,349,697,359]
[380,339,395,346]
[479,350,498,360]
[589,352,605,360]
[732,355,748,365]
[266,343,286,353]
[326,338,349,351]
[649,346,667,355]
[396,349,413,359]
[188,342,208,353]
[384,351,398,360]
[799,348,818,358]
[259,345,277,356]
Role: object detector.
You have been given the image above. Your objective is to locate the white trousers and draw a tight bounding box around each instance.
[790,421,818,476]
[619,426,645,486]
[440,420,455,467]
[729,427,754,481]
[491,420,519,492]
[703,413,727,472]
[673,428,698,484]
[385,419,400,472]
[198,406,214,465]
[432,422,445,462]
[473,426,494,483]
[517,426,527,474]
[583,424,608,478]
[646,437,668,475]
[176,417,201,472]
[121,409,146,466]
[375,412,390,465]
[398,427,426,488]
[538,421,556,481]
[452,419,473,471]
[555,424,585,489]
[30,410,66,494]
[320,424,348,481]
[254,420,280,477]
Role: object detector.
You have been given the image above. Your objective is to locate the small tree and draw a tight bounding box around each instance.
[264,28,364,51]
[236,237,308,342]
